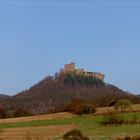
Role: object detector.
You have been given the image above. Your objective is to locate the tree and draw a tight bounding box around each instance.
[67,99,96,115]
[64,74,75,85]
[63,129,89,140]
[0,108,7,119]
[114,99,132,112]
[14,108,31,117]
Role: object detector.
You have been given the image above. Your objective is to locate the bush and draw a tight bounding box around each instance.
[64,74,75,85]
[14,108,32,117]
[115,99,132,112]
[101,111,140,126]
[74,102,95,115]
[101,111,125,125]
[63,129,89,140]
[115,136,131,140]
[133,135,140,140]
[115,135,140,140]
[67,99,96,115]
[0,108,7,119]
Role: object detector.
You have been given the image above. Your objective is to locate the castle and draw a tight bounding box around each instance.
[61,62,105,81]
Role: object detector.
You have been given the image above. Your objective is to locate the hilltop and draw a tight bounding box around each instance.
[0,63,140,115]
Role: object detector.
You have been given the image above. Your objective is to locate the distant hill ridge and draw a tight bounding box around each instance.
[0,94,9,99]
[0,63,140,115]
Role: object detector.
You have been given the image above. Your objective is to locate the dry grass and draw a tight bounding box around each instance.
[95,106,115,115]
[0,112,76,140]
[131,104,140,112]
[95,104,140,115]
[0,125,76,140]
[0,112,75,124]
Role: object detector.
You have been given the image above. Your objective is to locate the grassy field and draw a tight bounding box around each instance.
[0,105,140,140]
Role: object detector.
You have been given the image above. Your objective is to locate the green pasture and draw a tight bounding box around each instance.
[0,112,139,140]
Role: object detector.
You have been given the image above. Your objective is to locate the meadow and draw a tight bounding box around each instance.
[0,105,140,140]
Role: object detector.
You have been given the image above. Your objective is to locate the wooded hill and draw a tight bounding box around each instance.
[0,94,9,99]
[1,72,140,115]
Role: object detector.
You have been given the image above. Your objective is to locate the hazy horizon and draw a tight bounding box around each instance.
[0,0,140,95]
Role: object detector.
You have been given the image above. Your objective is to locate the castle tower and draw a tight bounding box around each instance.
[64,62,75,73]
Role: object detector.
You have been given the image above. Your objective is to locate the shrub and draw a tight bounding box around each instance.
[114,99,132,112]
[64,74,75,85]
[101,111,125,125]
[115,136,131,140]
[14,108,32,117]
[63,129,89,140]
[74,102,95,115]
[0,108,7,119]
[67,99,96,115]
[133,135,140,140]
[101,111,140,126]
[108,100,117,106]
[115,135,140,140]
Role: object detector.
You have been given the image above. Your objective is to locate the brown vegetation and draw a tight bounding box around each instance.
[95,104,140,115]
[0,125,76,140]
[14,108,32,117]
[115,99,132,112]
[0,108,7,119]
[62,99,96,115]
[101,111,140,126]
[0,73,140,116]
[115,135,140,140]
[63,129,89,140]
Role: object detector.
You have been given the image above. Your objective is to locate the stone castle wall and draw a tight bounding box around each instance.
[63,63,104,81]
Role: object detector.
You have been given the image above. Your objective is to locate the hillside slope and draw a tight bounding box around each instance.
[1,73,140,115]
[0,94,9,101]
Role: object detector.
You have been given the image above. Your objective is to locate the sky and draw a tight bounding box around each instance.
[0,0,140,95]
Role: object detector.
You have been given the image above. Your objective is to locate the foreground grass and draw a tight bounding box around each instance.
[0,112,140,140]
